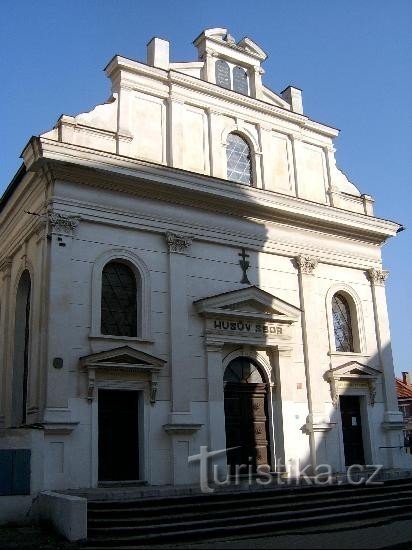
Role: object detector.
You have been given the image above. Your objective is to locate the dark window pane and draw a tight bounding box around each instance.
[215,59,231,90]
[332,294,354,352]
[101,262,137,337]
[226,133,252,185]
[233,66,248,95]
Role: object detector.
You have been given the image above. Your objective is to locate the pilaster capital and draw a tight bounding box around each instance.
[295,255,319,275]
[276,345,293,358]
[165,232,192,255]
[206,342,224,353]
[48,211,80,236]
[203,48,218,58]
[253,66,265,75]
[206,106,221,117]
[167,94,185,106]
[367,268,389,286]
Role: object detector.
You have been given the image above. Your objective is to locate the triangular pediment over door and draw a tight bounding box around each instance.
[194,285,300,345]
[79,346,165,402]
[324,361,382,408]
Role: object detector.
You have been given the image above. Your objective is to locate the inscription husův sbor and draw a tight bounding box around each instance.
[212,319,283,335]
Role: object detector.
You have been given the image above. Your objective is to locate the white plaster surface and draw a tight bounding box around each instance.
[0,27,409,529]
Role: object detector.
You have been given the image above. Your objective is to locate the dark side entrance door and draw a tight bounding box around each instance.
[224,358,270,474]
[98,389,140,481]
[340,395,365,466]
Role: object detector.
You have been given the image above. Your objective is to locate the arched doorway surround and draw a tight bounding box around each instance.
[224,356,270,473]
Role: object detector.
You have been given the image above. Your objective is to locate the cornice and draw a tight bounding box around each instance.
[44,195,384,271]
[21,137,401,245]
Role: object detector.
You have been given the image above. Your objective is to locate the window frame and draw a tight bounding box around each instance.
[101,260,139,338]
[90,249,152,342]
[326,286,366,356]
[226,132,253,186]
[332,293,354,352]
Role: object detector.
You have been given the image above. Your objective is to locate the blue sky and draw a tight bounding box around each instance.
[1,1,411,373]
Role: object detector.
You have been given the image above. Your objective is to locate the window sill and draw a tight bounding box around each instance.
[89,334,154,344]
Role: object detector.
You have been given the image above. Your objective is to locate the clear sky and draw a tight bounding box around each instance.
[1,1,411,373]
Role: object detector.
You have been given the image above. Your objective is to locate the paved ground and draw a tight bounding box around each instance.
[1,518,412,549]
[0,525,80,550]
[166,518,412,549]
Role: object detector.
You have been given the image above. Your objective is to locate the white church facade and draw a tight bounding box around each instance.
[0,28,409,518]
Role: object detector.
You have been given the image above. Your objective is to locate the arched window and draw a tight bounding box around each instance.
[226,133,252,185]
[332,293,354,352]
[224,357,264,384]
[232,66,248,95]
[101,261,137,337]
[215,59,231,90]
[12,270,31,425]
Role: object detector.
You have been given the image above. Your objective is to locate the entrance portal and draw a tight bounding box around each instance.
[340,395,365,466]
[98,389,140,481]
[224,357,270,473]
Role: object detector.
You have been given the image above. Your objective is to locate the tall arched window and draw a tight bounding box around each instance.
[226,133,252,185]
[332,293,354,352]
[101,261,137,337]
[12,270,31,425]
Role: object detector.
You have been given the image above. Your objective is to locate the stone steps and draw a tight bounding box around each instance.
[86,478,412,547]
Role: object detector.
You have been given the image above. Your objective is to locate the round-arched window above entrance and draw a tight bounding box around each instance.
[224,357,264,384]
[226,133,252,185]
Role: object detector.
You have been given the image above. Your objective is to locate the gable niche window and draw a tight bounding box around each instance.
[215,60,249,96]
[232,66,248,95]
[101,261,138,337]
[226,133,252,185]
[215,60,231,90]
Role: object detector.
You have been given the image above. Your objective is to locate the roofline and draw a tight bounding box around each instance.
[0,163,27,214]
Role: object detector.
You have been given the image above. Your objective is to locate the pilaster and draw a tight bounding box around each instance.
[207,108,224,179]
[116,86,134,156]
[166,95,185,169]
[201,48,217,84]
[43,211,79,424]
[324,145,338,207]
[271,345,294,468]
[251,66,265,100]
[165,232,193,419]
[0,258,13,428]
[367,269,398,411]
[290,135,302,199]
[295,255,332,469]
[367,268,404,466]
[205,342,227,479]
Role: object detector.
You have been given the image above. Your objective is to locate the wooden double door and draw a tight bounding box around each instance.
[224,358,270,473]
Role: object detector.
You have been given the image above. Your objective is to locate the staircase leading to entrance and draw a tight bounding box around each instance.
[86,478,412,547]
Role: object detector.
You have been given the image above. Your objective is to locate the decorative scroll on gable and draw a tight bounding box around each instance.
[324,361,381,408]
[79,346,165,403]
